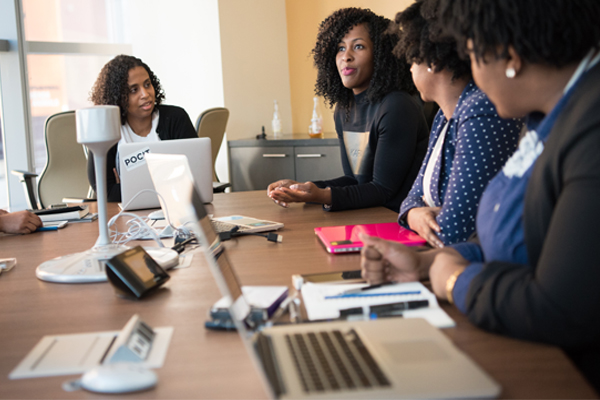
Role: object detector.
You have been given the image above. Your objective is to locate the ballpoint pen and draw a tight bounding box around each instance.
[340,281,396,295]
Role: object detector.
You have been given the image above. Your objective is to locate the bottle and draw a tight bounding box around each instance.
[272,100,282,138]
[309,97,323,138]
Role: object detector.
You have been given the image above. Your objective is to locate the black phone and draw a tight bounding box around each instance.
[105,246,170,299]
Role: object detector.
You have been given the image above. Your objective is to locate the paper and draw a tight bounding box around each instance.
[301,281,455,328]
[213,286,288,310]
[9,327,173,379]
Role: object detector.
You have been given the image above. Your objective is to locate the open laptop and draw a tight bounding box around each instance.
[145,153,283,233]
[118,137,213,210]
[174,183,500,398]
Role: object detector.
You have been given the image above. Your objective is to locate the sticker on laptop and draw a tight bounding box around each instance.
[121,147,151,172]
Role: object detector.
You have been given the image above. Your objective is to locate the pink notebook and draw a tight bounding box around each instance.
[314,222,426,254]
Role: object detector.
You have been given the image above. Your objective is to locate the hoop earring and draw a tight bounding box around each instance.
[505,68,516,79]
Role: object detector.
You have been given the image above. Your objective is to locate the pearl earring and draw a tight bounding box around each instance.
[505,67,516,79]
[427,67,432,73]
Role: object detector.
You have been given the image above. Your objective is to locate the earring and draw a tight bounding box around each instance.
[505,67,516,79]
[427,67,432,73]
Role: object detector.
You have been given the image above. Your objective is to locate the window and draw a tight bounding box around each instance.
[23,0,130,177]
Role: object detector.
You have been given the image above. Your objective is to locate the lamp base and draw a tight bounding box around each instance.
[36,246,179,283]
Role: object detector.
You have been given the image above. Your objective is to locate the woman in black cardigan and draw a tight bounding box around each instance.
[87,55,197,202]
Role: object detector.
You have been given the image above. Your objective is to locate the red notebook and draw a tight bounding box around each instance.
[314,222,426,254]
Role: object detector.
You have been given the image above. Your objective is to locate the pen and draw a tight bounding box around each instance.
[37,226,59,231]
[370,299,429,315]
[324,290,421,300]
[340,281,396,295]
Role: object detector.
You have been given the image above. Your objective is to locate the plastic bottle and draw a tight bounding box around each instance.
[272,100,282,138]
[309,97,323,138]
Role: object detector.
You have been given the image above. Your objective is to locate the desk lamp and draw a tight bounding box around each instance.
[36,106,177,283]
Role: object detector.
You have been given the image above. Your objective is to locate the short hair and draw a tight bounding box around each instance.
[438,0,600,67]
[312,7,415,111]
[90,55,165,125]
[394,0,471,81]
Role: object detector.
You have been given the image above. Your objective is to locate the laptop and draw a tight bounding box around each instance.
[145,153,283,233]
[176,185,501,398]
[118,137,213,210]
[315,222,426,254]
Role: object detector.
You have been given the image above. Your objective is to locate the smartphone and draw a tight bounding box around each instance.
[39,221,68,231]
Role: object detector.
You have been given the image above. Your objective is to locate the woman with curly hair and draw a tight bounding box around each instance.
[360,0,600,390]
[268,8,429,212]
[87,55,197,202]
[395,0,522,248]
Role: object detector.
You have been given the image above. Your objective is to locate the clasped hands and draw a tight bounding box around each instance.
[267,179,331,208]
[359,233,469,301]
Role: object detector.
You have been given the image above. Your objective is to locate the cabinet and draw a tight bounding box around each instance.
[228,133,344,191]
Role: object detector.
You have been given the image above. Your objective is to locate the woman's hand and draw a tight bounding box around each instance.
[359,233,426,284]
[406,206,444,248]
[0,210,43,234]
[267,181,331,207]
[429,249,469,300]
[267,179,299,207]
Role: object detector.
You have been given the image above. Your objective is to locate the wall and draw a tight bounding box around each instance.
[129,0,224,122]
[218,0,293,141]
[285,0,413,135]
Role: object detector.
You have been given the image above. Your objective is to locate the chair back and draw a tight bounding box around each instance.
[195,107,229,182]
[37,111,91,208]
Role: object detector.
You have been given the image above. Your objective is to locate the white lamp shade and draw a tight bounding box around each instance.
[75,106,121,154]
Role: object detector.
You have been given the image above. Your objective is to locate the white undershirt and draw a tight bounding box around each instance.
[423,120,450,207]
[116,110,160,174]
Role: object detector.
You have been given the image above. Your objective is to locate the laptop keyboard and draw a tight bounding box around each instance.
[211,220,250,233]
[285,329,390,394]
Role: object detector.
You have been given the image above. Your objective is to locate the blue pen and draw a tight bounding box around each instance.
[37,226,59,231]
[324,290,421,300]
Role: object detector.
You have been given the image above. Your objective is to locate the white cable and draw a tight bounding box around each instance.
[107,189,182,247]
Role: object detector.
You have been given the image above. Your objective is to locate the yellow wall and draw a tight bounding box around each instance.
[285,0,413,135]
[219,0,293,141]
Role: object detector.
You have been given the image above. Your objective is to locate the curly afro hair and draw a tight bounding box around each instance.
[394,0,471,81]
[312,7,415,111]
[90,55,165,125]
[438,0,600,67]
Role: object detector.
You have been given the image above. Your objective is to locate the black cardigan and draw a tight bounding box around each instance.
[87,104,197,202]
[464,63,600,392]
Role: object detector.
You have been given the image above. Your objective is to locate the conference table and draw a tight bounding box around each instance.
[0,191,596,399]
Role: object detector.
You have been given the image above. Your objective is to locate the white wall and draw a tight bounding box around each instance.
[128,0,229,181]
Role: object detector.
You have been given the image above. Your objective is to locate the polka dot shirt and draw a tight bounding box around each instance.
[399,81,523,245]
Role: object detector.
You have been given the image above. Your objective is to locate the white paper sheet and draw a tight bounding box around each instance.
[9,327,173,379]
[301,281,455,328]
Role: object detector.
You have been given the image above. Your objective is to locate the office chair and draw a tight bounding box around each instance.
[12,111,95,209]
[195,107,231,193]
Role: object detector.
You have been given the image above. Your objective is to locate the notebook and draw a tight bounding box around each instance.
[118,137,213,211]
[145,153,283,233]
[315,222,426,253]
[178,184,500,399]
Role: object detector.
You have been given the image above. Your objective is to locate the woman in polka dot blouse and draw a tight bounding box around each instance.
[393,0,523,247]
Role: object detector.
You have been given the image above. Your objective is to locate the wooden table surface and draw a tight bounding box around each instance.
[0,191,596,399]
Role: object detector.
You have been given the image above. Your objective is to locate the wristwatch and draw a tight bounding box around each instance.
[445,268,465,304]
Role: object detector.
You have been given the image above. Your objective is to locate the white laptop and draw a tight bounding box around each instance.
[118,138,213,210]
[145,153,283,233]
[173,182,501,399]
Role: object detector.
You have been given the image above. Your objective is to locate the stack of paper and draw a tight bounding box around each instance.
[301,281,455,328]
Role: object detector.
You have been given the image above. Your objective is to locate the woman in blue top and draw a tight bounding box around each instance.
[394,0,522,248]
[360,0,600,391]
